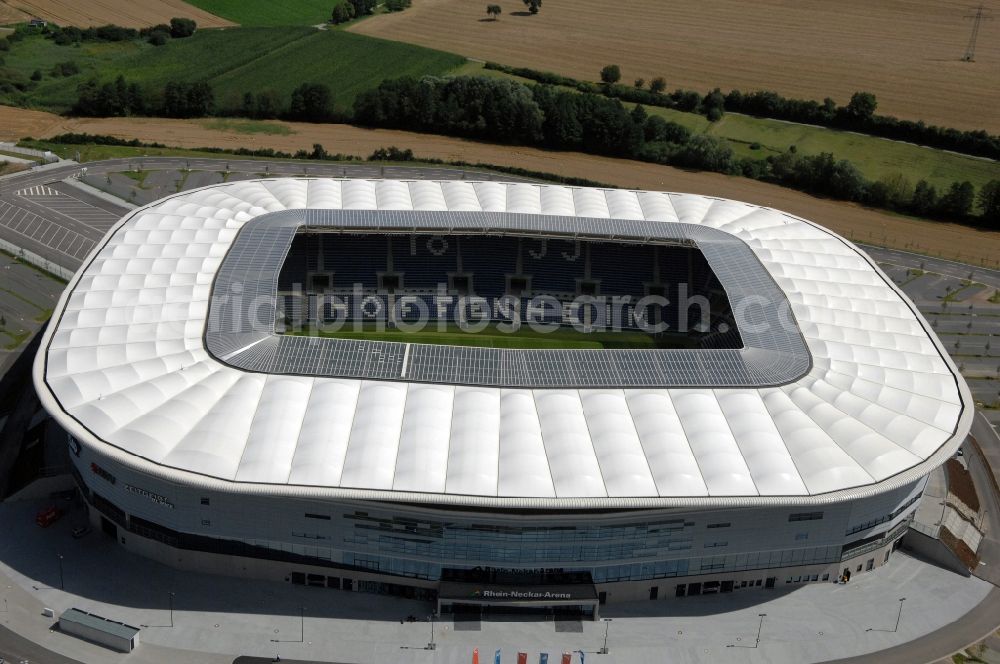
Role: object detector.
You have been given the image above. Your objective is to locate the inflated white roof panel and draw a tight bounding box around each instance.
[34,179,973,508]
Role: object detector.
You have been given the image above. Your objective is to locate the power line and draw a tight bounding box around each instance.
[963,4,993,62]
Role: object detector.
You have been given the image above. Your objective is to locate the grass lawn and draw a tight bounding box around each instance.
[641,105,1000,191]
[2,29,465,114]
[286,323,696,350]
[184,0,337,26]
[457,62,1000,192]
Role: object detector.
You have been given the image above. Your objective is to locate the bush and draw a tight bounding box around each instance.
[599,64,621,85]
[169,17,197,38]
[331,2,355,24]
[141,24,172,45]
[51,61,80,77]
[369,146,414,161]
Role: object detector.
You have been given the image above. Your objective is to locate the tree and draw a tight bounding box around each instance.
[147,30,169,45]
[648,76,666,94]
[674,135,734,173]
[599,64,621,85]
[643,115,690,144]
[522,0,541,13]
[844,91,877,122]
[629,103,647,126]
[241,91,255,118]
[331,1,355,24]
[289,83,332,122]
[977,179,1000,227]
[161,80,214,117]
[703,88,725,122]
[910,180,937,216]
[938,181,975,218]
[633,78,644,89]
[255,90,280,118]
[169,17,197,38]
[486,4,501,19]
[348,0,377,16]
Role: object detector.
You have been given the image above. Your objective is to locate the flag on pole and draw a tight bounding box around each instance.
[539,654,549,664]
[495,649,502,664]
[473,648,480,664]
[578,651,585,664]
[518,653,527,664]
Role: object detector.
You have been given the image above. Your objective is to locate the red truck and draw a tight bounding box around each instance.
[35,505,63,528]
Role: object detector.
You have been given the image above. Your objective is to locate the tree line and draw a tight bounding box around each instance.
[72,75,344,123]
[484,62,1000,161]
[64,70,1000,229]
[353,75,1000,229]
[331,0,410,24]
[43,18,196,46]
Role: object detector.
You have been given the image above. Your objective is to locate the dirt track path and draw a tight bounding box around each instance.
[2,106,997,266]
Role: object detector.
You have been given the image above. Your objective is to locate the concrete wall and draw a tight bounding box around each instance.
[901,529,972,577]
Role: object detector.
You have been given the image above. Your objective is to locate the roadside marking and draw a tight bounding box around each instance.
[15,185,61,197]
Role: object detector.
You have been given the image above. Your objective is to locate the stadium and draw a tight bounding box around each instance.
[34,178,972,617]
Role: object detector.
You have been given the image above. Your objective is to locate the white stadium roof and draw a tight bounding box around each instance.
[34,179,973,509]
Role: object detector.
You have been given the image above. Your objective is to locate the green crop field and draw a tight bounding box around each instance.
[286,323,698,350]
[208,31,465,112]
[1,28,465,114]
[184,0,337,27]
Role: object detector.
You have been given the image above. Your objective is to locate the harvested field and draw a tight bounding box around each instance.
[183,0,334,26]
[3,105,999,265]
[350,0,1000,133]
[0,2,29,24]
[0,104,71,139]
[0,0,234,28]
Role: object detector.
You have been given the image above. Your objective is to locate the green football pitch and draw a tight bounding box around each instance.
[285,323,702,350]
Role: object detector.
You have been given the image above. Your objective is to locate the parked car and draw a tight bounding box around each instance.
[71,526,91,539]
[35,505,63,528]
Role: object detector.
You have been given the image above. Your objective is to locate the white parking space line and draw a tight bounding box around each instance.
[40,225,60,245]
[15,185,61,197]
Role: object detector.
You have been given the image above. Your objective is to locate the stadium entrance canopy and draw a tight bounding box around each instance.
[437,570,600,619]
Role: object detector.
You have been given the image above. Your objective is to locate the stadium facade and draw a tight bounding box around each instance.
[35,179,972,614]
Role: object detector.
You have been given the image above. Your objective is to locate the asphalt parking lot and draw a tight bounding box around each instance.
[0,252,64,373]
